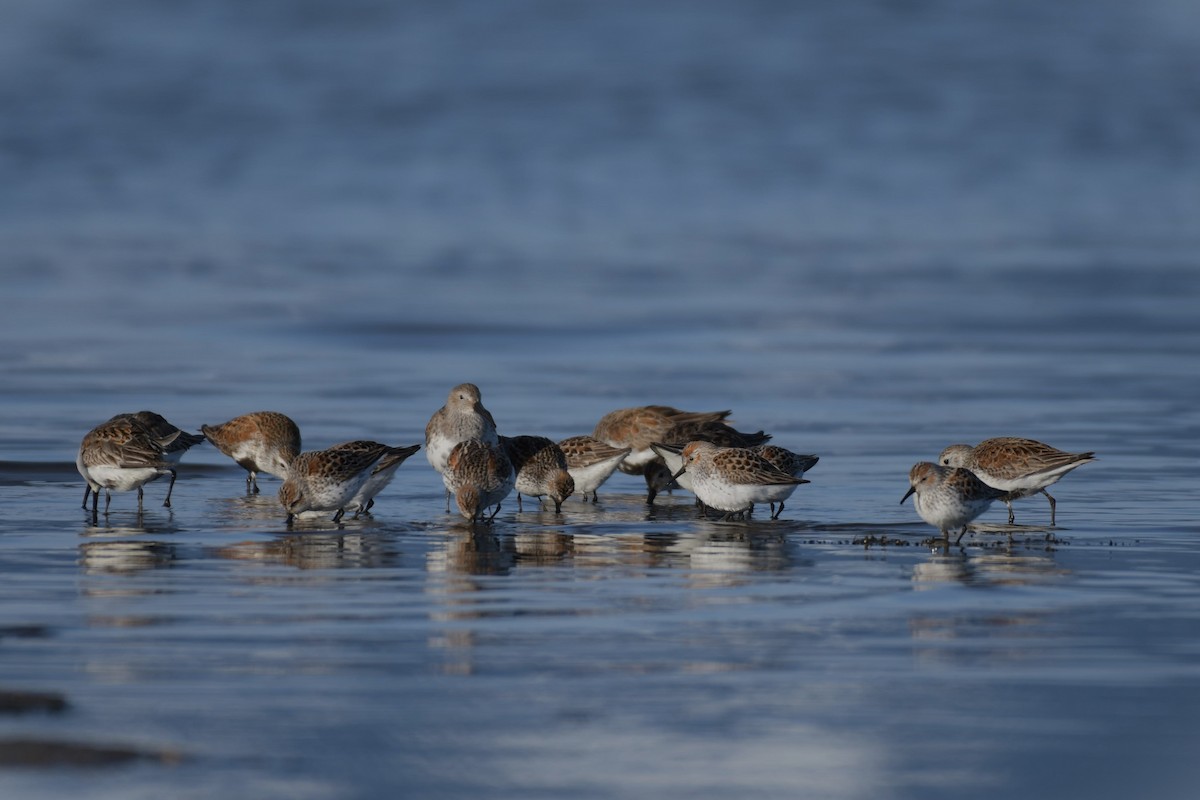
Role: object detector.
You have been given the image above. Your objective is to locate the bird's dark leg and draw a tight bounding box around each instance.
[163,469,177,507]
[487,503,502,522]
[332,508,345,523]
[137,487,144,512]
[1044,490,1057,526]
[82,486,92,510]
[771,502,784,520]
[365,498,374,512]
[1006,499,1015,525]
[517,494,524,511]
[104,490,112,515]
[954,526,969,545]
[444,489,451,513]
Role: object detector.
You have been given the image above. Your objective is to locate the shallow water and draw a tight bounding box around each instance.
[3,1,1200,798]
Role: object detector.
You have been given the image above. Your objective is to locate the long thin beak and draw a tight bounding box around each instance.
[900,486,915,505]
[671,465,687,481]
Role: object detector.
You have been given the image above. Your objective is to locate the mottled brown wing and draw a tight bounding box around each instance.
[947,467,1008,501]
[326,443,391,480]
[484,443,514,488]
[375,444,421,473]
[644,406,731,424]
[424,405,446,440]
[201,416,254,453]
[711,448,804,485]
[119,411,203,452]
[529,443,569,471]
[501,435,554,471]
[665,419,770,448]
[82,434,169,470]
[755,445,819,475]
[594,408,665,447]
[975,437,1092,480]
[207,412,299,450]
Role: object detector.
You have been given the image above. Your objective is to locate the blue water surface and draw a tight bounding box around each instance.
[1,1,1199,798]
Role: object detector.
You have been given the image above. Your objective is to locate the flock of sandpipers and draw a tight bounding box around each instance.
[75,383,1096,544]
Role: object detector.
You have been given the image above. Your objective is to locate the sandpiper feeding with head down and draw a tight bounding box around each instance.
[327,440,421,516]
[77,416,179,516]
[938,437,1095,526]
[279,441,418,524]
[670,441,808,520]
[901,461,1008,544]
[501,435,575,513]
[99,411,205,507]
[202,411,301,494]
[557,435,630,502]
[592,405,733,477]
[442,439,515,524]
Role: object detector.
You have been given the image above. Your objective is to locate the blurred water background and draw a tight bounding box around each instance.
[1,0,1199,797]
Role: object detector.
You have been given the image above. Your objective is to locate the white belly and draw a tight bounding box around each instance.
[348,463,402,510]
[567,458,623,494]
[304,472,372,512]
[88,465,168,492]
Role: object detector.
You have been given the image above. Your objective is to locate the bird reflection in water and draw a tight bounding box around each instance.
[211,492,295,524]
[908,548,1071,668]
[426,529,516,578]
[78,539,180,628]
[214,533,402,570]
[513,531,574,566]
[687,526,793,570]
[79,540,178,575]
[424,529,518,676]
[80,513,182,577]
[911,548,1068,590]
[82,511,182,539]
[512,527,799,578]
